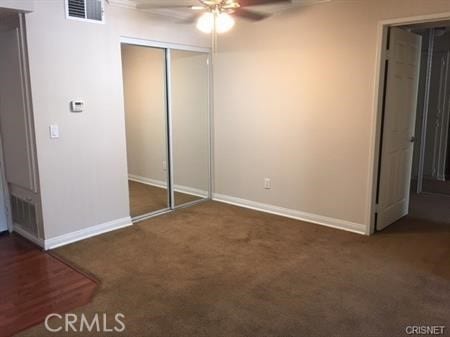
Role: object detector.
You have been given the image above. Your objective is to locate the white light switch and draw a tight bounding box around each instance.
[49,124,59,139]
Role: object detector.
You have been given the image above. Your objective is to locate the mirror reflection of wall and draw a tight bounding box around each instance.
[423,28,450,185]
[121,44,170,217]
[412,27,450,196]
[171,50,210,207]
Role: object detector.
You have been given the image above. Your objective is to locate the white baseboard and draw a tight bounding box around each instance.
[128,174,208,198]
[176,184,209,198]
[129,174,166,189]
[213,193,367,235]
[13,223,45,248]
[44,216,132,250]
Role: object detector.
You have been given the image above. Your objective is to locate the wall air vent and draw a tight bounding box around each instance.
[11,195,38,236]
[66,0,104,23]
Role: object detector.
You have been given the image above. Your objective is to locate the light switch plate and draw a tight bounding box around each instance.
[49,124,59,139]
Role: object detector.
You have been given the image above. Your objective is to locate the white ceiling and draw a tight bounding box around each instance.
[110,0,330,21]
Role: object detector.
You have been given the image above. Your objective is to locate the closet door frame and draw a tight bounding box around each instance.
[120,37,212,221]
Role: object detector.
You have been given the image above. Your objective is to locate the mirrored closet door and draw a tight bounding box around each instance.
[121,40,211,221]
[170,50,210,208]
[121,44,170,219]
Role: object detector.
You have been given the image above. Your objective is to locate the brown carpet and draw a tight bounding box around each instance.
[128,180,201,217]
[18,201,450,337]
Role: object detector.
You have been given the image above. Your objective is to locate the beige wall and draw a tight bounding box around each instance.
[25,0,208,239]
[25,0,450,239]
[214,0,450,232]
[122,44,168,184]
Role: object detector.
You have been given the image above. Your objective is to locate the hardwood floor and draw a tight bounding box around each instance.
[0,234,97,337]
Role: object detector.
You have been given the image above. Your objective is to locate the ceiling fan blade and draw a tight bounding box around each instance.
[233,8,270,21]
[180,13,204,24]
[237,0,291,7]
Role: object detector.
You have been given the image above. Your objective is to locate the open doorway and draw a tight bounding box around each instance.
[410,23,450,225]
[0,11,43,244]
[0,9,18,234]
[373,15,450,232]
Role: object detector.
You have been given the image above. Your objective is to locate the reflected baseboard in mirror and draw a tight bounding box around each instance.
[421,178,450,196]
[128,179,204,218]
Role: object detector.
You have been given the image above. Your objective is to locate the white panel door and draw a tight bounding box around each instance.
[377,28,422,231]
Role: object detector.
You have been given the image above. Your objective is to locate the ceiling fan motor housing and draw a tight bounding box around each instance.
[199,0,241,12]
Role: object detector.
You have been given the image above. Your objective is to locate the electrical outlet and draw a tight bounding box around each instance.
[162,161,167,171]
[264,178,271,189]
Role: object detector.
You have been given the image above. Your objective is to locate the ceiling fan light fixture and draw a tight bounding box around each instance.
[216,12,235,33]
[196,12,214,33]
[196,12,235,34]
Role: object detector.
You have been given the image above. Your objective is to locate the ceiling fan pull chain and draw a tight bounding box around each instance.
[212,14,218,54]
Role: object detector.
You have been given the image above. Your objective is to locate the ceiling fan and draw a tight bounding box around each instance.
[137,0,293,34]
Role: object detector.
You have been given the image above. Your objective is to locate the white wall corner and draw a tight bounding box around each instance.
[213,193,368,235]
[106,0,137,9]
[0,0,34,12]
[111,2,196,20]
[44,216,133,250]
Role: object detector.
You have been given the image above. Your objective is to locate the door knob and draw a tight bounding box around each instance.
[410,136,416,143]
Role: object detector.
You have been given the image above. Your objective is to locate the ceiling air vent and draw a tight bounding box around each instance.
[66,0,104,23]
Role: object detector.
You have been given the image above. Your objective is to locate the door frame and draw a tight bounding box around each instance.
[119,37,213,223]
[367,11,450,235]
[0,134,13,233]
